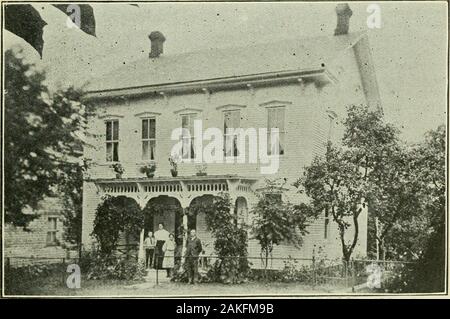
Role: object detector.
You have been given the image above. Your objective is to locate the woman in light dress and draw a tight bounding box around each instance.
[162,233,176,277]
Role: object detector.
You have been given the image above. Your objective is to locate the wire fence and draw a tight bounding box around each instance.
[4,250,415,293]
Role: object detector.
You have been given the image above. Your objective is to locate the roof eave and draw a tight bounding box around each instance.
[83,67,335,102]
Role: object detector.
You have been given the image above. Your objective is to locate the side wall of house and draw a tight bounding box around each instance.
[4,215,67,267]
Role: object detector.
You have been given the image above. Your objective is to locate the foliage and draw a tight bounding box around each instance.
[186,194,250,284]
[111,163,125,176]
[80,249,146,281]
[296,104,433,263]
[343,105,424,260]
[277,257,313,283]
[4,48,89,228]
[92,196,144,255]
[168,155,179,171]
[139,163,156,177]
[385,125,446,292]
[297,142,366,262]
[252,179,317,269]
[4,262,63,295]
[195,163,208,176]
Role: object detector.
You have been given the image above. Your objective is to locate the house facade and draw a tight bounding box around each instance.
[82,4,380,266]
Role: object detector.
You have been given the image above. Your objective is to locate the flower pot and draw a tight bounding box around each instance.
[170,169,178,177]
[146,172,154,178]
[196,172,207,176]
[115,173,122,179]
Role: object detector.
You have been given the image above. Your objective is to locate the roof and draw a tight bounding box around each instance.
[86,32,365,93]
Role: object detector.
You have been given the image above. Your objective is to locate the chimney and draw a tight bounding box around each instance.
[334,3,352,36]
[149,31,166,58]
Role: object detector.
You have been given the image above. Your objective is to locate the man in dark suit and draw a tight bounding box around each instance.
[185,229,203,284]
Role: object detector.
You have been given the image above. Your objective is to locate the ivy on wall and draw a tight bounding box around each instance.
[92,195,144,255]
[187,194,250,284]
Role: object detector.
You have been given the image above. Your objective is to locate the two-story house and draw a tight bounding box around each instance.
[82,4,380,266]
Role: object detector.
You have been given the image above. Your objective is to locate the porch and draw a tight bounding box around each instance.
[87,174,259,257]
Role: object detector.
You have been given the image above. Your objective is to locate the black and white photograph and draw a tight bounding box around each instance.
[1,1,448,299]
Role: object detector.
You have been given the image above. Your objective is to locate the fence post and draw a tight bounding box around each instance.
[6,257,11,292]
[351,259,356,291]
[61,258,66,286]
[312,249,316,287]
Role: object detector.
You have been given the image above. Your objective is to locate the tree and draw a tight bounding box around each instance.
[4,48,87,227]
[405,125,445,290]
[252,179,317,270]
[341,105,410,260]
[385,125,445,292]
[297,144,366,263]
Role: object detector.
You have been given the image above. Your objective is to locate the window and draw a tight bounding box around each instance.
[267,107,285,155]
[106,120,119,162]
[46,217,58,246]
[224,110,240,157]
[142,118,156,161]
[181,114,196,159]
[324,207,330,239]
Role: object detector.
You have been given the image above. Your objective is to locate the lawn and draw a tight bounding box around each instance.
[5,273,351,297]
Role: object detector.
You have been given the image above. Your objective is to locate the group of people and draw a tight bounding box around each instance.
[143,222,203,284]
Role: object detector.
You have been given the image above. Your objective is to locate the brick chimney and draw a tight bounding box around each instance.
[334,3,352,36]
[149,31,166,58]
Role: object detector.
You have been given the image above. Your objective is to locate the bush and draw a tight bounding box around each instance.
[247,258,313,283]
[79,249,146,281]
[4,262,63,295]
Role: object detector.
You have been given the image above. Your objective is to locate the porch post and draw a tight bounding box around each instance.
[138,228,145,264]
[181,209,188,266]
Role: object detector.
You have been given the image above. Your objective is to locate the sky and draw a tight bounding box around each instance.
[4,1,448,142]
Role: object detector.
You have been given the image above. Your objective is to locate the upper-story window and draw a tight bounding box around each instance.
[142,118,156,161]
[224,110,240,157]
[181,114,196,159]
[267,107,285,155]
[106,120,119,162]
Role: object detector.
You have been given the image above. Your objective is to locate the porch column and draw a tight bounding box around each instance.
[179,207,189,272]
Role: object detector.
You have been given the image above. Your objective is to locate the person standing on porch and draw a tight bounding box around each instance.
[185,229,203,284]
[162,233,176,277]
[144,231,156,269]
[154,222,170,269]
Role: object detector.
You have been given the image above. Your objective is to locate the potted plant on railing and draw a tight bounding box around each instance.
[110,163,124,178]
[140,163,156,178]
[195,163,207,176]
[168,155,179,177]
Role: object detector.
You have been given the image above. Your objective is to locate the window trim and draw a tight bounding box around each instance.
[179,112,199,160]
[135,111,162,118]
[266,106,286,156]
[222,109,241,158]
[216,104,246,111]
[46,216,59,247]
[141,117,157,162]
[105,119,120,162]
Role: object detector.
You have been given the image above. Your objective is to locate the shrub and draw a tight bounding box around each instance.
[80,249,146,281]
[4,262,62,294]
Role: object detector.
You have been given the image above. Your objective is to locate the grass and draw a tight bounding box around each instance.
[4,273,350,297]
